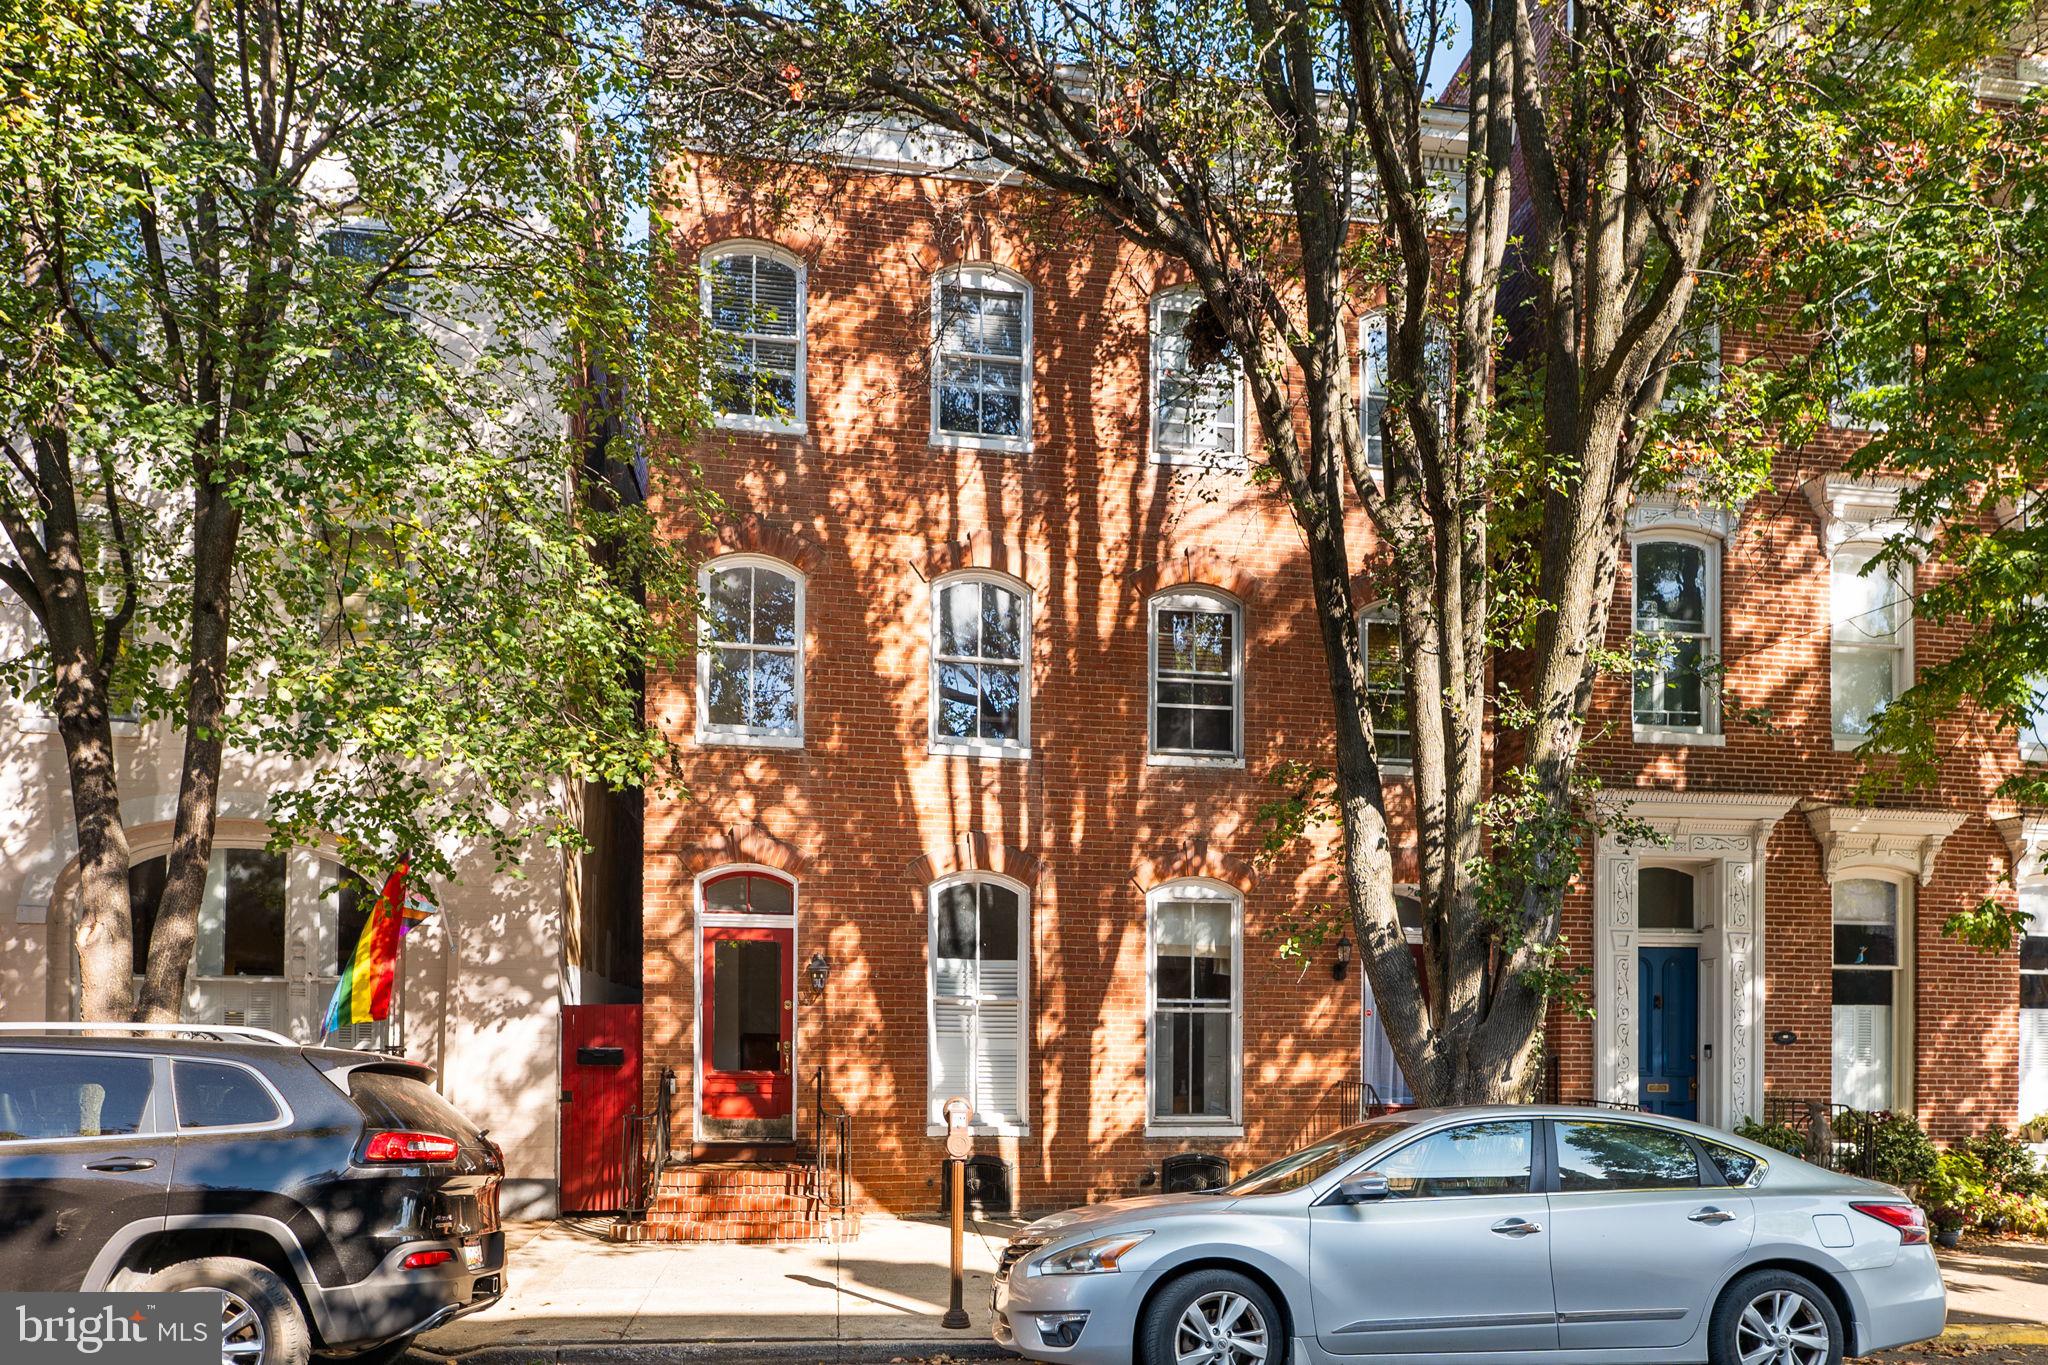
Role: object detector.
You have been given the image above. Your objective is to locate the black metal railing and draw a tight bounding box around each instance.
[1758,1097,1897,1180]
[619,1065,676,1219]
[1316,1078,1391,1134]
[807,1066,852,1217]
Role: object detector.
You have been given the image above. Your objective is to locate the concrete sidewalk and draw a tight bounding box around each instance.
[1939,1237,2048,1342]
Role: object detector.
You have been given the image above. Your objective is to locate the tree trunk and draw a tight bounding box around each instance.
[53,635,135,1022]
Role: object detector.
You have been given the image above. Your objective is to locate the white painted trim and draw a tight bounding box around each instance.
[1827,541,1914,745]
[1143,878,1244,1133]
[699,240,808,434]
[1803,805,1964,886]
[691,864,801,1144]
[1828,870,1917,1112]
[1629,528,1723,738]
[928,569,1032,756]
[929,264,1034,451]
[1634,727,1725,748]
[924,870,1032,1131]
[1147,588,1244,764]
[695,554,806,748]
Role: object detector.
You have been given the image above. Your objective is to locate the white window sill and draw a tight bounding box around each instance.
[926,1122,1030,1138]
[1832,733,1872,752]
[1377,760,1413,777]
[713,415,805,437]
[1633,726,1725,748]
[18,714,141,737]
[930,739,1031,761]
[2022,743,2047,764]
[1148,752,1245,770]
[1145,1122,1245,1139]
[930,432,1032,455]
[1151,448,1248,471]
[698,730,805,750]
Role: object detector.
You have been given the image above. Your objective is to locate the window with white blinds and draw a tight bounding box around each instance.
[1150,290,1240,463]
[928,876,1028,1128]
[1149,883,1242,1128]
[2022,883,2048,1123]
[1833,877,1905,1110]
[933,267,1031,446]
[1149,591,1242,761]
[702,246,805,429]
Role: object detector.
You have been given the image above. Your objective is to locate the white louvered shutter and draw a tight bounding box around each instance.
[931,999,974,1119]
[1832,1004,1891,1111]
[2020,1008,2048,1122]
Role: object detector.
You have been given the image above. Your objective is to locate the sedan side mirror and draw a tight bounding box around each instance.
[1336,1172,1391,1204]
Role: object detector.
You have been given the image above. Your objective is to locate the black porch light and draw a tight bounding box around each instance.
[807,950,832,993]
[1332,933,1353,982]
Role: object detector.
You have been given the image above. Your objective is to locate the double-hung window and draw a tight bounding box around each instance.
[2026,678,2048,762]
[928,876,1028,1129]
[1633,536,1718,735]
[1362,611,1412,766]
[1831,545,1911,742]
[702,245,805,431]
[932,575,1029,753]
[933,267,1031,447]
[1828,289,1906,431]
[2021,880,2048,1124]
[1149,591,1242,762]
[1359,312,1449,476]
[1148,883,1241,1131]
[1151,290,1240,463]
[699,557,803,745]
[1832,877,1908,1111]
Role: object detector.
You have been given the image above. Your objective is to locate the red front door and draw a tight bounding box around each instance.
[701,925,794,1134]
[559,1003,642,1212]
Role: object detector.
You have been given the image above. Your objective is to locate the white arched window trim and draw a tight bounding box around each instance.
[1147,586,1245,768]
[930,264,1034,453]
[925,871,1032,1135]
[699,240,807,435]
[1626,524,1725,747]
[1145,878,1244,1136]
[1148,287,1243,467]
[695,553,806,749]
[928,569,1032,758]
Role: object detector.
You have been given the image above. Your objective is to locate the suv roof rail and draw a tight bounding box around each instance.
[0,1021,300,1047]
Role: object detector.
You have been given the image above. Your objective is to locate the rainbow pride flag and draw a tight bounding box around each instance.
[323,858,435,1036]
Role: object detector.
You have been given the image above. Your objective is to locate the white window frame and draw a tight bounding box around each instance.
[1147,588,1244,767]
[1360,606,1412,773]
[1829,873,1915,1112]
[1359,311,1449,479]
[699,242,807,435]
[2021,877,2048,1124]
[1145,879,1244,1137]
[691,865,801,1141]
[1830,542,1914,749]
[929,571,1031,759]
[1827,289,1902,432]
[695,554,805,748]
[925,872,1031,1136]
[930,265,1033,453]
[1149,288,1243,466]
[1361,887,1425,1109]
[2024,676,2048,764]
[1630,531,1723,745]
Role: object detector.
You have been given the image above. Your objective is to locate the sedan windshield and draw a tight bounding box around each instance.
[1226,1119,1414,1196]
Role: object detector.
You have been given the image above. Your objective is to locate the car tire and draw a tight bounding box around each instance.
[1139,1268,1287,1365]
[315,1334,417,1365]
[1709,1268,1844,1365]
[137,1255,312,1365]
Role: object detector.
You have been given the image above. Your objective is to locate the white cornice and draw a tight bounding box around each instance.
[1803,804,1967,886]
[1992,812,2048,877]
[1625,493,1743,541]
[1800,475,1925,554]
[1598,790,1801,839]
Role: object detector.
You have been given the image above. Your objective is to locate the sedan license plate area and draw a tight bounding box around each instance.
[463,1240,484,1271]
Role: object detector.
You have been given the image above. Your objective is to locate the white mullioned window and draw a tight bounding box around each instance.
[2022,880,2048,1124]
[701,244,805,431]
[1632,535,1720,735]
[933,266,1031,447]
[928,874,1029,1130]
[1149,590,1242,763]
[1148,881,1243,1131]
[1831,544,1912,741]
[1828,288,1906,432]
[1150,289,1240,464]
[698,556,803,745]
[1832,876,1911,1111]
[2024,677,2048,762]
[1359,311,1450,475]
[931,574,1030,754]
[1361,609,1412,767]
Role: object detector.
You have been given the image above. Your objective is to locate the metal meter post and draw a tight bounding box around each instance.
[941,1096,974,1330]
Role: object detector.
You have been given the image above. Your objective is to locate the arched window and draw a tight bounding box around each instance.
[701,243,806,431]
[1637,866,1698,931]
[1150,289,1240,463]
[1147,880,1242,1131]
[1830,543,1911,742]
[1632,534,1719,736]
[701,869,796,916]
[1148,589,1242,763]
[928,874,1029,1129]
[932,265,1032,447]
[931,573,1029,754]
[1832,876,1910,1110]
[698,556,803,745]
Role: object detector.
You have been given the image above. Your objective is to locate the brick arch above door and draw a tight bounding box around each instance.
[685,822,815,880]
[901,833,1043,891]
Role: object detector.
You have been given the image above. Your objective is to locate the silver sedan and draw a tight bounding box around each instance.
[992,1106,1945,1365]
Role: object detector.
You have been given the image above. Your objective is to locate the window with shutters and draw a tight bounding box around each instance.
[1150,289,1241,464]
[1149,590,1242,763]
[931,574,1030,755]
[698,556,803,746]
[2022,881,2048,1124]
[1832,877,1911,1111]
[927,875,1029,1131]
[1148,881,1242,1133]
[1632,535,1719,736]
[932,266,1031,449]
[701,243,806,431]
[1831,544,1912,743]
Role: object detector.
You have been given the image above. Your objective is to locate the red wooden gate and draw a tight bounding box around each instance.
[560,1003,642,1212]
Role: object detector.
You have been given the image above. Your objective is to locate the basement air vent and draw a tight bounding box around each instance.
[1160,1153,1230,1193]
[938,1155,1015,1217]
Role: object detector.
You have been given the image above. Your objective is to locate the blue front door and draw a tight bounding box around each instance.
[1638,947,1698,1119]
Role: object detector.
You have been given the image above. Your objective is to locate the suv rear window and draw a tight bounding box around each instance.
[174,1060,281,1129]
[0,1051,153,1140]
[346,1069,484,1144]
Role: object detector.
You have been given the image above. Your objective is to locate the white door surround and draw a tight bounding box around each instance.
[1594,792,1799,1128]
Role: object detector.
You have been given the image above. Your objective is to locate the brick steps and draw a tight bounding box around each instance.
[609,1160,861,1244]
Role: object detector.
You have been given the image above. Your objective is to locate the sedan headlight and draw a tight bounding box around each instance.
[1032,1231,1153,1276]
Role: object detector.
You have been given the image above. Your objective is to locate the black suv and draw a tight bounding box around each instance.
[0,1024,506,1365]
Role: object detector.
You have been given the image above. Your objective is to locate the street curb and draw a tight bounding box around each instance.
[420,1339,1019,1364]
[1940,1325,2048,1348]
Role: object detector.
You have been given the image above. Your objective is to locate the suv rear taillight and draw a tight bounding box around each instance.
[363,1130,460,1163]
[1851,1201,1929,1245]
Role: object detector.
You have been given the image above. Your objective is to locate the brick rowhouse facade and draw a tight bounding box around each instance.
[643,141,2045,1215]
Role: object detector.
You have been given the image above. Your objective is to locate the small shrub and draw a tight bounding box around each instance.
[1839,1110,1938,1189]
[1734,1116,1807,1158]
[1960,1128,2048,1199]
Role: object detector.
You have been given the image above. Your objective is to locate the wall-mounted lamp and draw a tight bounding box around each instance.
[807,951,832,994]
[1332,934,1353,982]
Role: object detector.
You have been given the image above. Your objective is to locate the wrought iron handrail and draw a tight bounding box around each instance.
[619,1065,676,1219]
[1760,1096,1893,1180]
[808,1066,852,1217]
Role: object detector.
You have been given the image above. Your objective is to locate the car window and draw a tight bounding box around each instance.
[1555,1120,1703,1192]
[1227,1119,1415,1196]
[1699,1138,1763,1187]
[347,1068,485,1145]
[1374,1120,1533,1198]
[173,1061,281,1129]
[0,1050,153,1140]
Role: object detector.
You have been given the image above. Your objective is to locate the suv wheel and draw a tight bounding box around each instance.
[1709,1268,1843,1365]
[1139,1268,1286,1365]
[135,1255,311,1365]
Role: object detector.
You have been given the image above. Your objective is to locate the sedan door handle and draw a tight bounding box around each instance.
[84,1157,156,1173]
[1689,1206,1736,1224]
[1490,1216,1543,1237]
